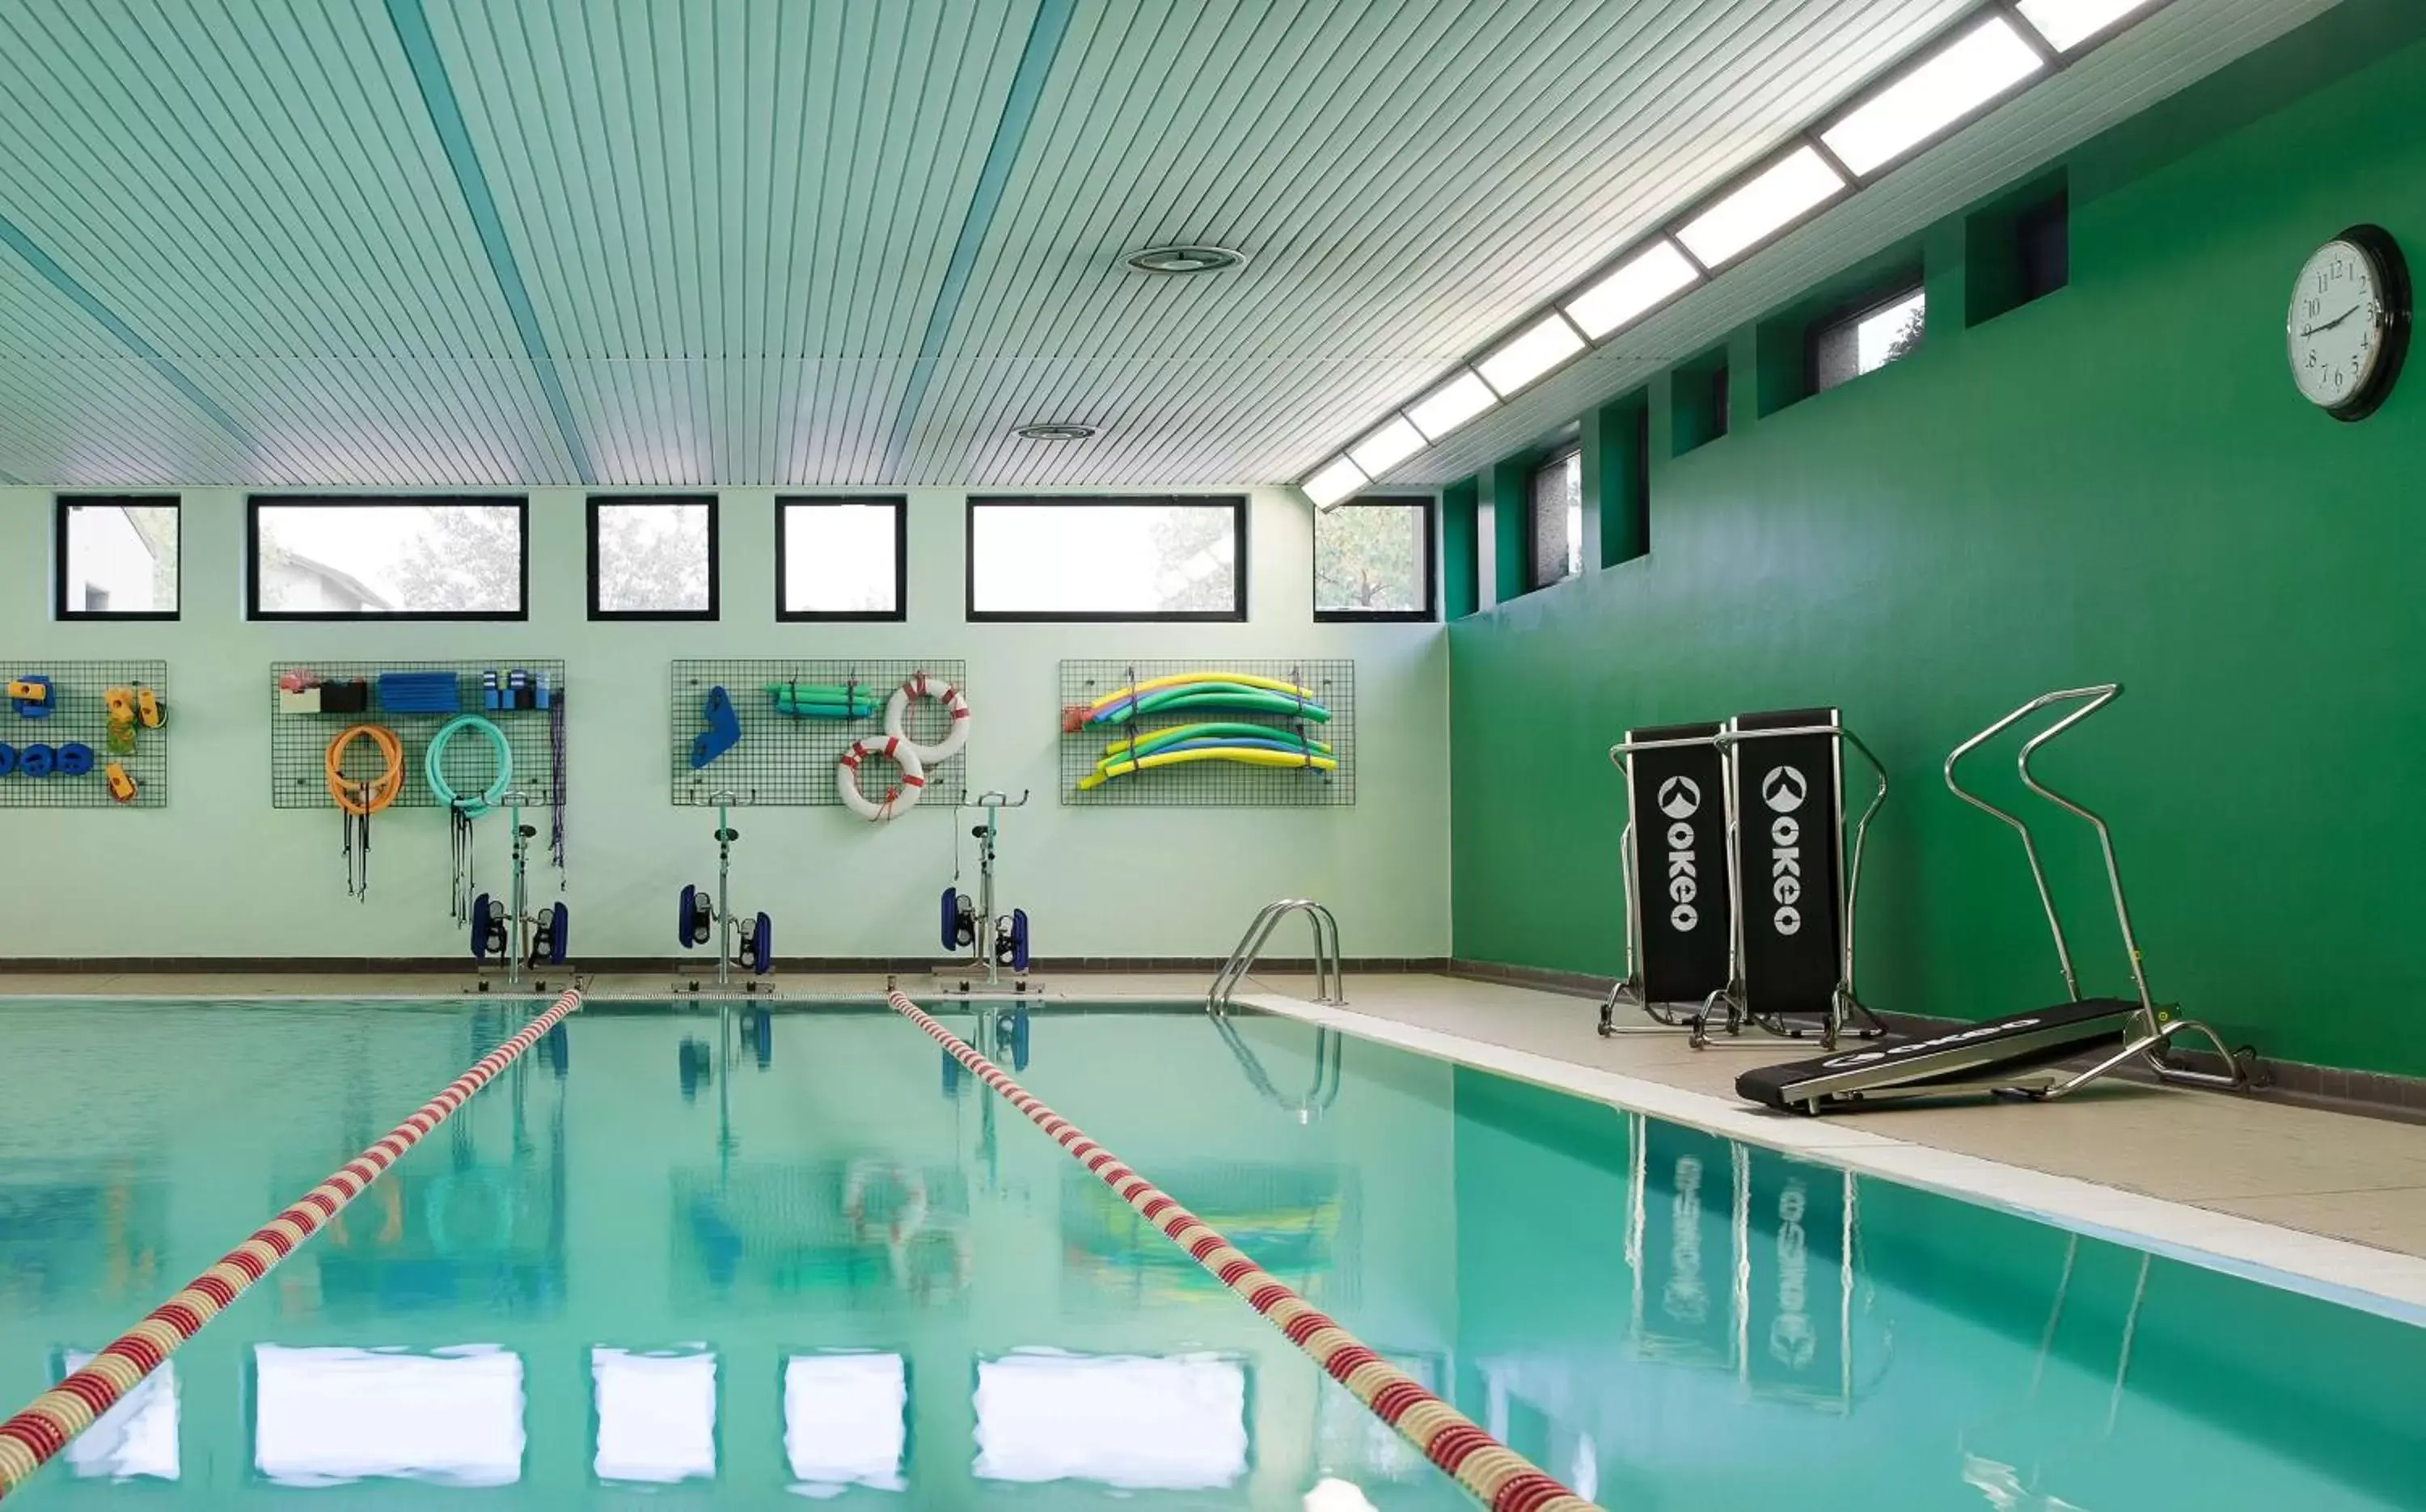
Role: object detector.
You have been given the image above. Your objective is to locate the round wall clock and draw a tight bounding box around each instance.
[2286,224,2410,421]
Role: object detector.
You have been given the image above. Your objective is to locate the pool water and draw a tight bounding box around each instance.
[0,997,2419,1509]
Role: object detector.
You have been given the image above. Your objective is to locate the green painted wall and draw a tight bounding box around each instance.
[1451,19,2426,1075]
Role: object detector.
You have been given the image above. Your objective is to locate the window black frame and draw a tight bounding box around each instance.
[54,494,180,622]
[965,495,1249,623]
[245,495,530,622]
[776,495,909,623]
[1312,494,1438,624]
[1806,278,1926,396]
[585,494,720,622]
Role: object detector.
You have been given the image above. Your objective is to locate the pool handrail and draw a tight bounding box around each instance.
[1208,897,1343,1012]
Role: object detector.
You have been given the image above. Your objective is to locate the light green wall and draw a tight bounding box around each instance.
[1450,11,2426,1075]
[0,487,1448,961]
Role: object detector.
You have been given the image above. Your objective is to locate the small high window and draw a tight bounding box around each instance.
[967,496,1245,622]
[778,497,907,621]
[589,496,716,620]
[1528,450,1582,590]
[56,496,179,620]
[1811,285,1925,393]
[1314,496,1435,621]
[249,497,527,620]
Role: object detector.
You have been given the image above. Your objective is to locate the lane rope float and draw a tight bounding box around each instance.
[326,724,404,901]
[0,988,585,1501]
[880,982,1601,1512]
[885,670,970,766]
[839,734,924,821]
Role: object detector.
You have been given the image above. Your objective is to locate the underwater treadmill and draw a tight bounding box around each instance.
[1737,997,2145,1111]
[1733,686,2252,1116]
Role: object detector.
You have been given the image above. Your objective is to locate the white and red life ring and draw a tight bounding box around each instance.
[838,734,925,821]
[885,671,970,767]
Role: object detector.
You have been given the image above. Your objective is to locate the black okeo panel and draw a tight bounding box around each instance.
[1731,707,1845,1020]
[1625,721,1731,1005]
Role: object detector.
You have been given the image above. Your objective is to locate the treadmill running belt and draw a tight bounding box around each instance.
[1737,997,2141,1113]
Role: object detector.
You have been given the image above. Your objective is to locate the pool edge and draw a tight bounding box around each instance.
[1236,990,2426,1329]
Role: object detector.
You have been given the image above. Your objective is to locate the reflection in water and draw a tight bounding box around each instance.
[674,1159,972,1303]
[784,1351,907,1495]
[591,1348,716,1484]
[1060,1162,1350,1305]
[0,1177,166,1307]
[1,1003,2420,1508]
[973,1350,1249,1490]
[251,1344,525,1487]
[59,1351,176,1481]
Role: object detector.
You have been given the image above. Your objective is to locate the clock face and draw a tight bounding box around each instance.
[2287,228,2409,419]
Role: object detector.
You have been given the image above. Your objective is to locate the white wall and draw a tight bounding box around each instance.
[0,487,1448,961]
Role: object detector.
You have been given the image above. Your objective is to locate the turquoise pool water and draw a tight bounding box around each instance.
[0,997,2418,1509]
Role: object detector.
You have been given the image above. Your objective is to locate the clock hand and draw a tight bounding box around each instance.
[2297,303,2365,338]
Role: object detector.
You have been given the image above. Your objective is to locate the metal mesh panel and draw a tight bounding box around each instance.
[670,660,968,807]
[0,659,169,809]
[268,661,567,809]
[1058,659,1354,807]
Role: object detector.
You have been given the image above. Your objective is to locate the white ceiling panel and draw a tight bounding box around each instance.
[0,0,2355,488]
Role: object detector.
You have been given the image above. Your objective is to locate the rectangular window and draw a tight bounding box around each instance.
[56,496,180,620]
[60,1352,177,1481]
[778,496,907,622]
[973,1354,1248,1491]
[784,1353,907,1494]
[1314,496,1435,621]
[248,497,527,620]
[592,1349,716,1485]
[1811,284,1925,394]
[968,496,1245,622]
[1528,450,1582,590]
[588,496,716,619]
[251,1345,524,1487]
[2018,192,2069,302]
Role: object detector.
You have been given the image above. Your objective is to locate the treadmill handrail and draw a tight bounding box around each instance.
[2015,692,2156,1018]
[1943,685,2127,1012]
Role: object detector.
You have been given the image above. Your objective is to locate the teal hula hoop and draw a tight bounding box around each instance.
[427,715,513,818]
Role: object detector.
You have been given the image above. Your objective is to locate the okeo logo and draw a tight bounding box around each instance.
[1656,776,1702,931]
[1763,765,1807,936]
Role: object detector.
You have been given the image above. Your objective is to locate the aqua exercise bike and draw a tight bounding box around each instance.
[674,791,775,993]
[1737,685,2257,1114]
[468,790,569,992]
[938,788,1033,995]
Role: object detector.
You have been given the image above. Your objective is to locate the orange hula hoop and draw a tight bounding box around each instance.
[326,724,404,815]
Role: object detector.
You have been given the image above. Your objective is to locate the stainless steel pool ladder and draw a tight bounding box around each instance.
[1211,1014,1344,1121]
[1208,898,1344,1014]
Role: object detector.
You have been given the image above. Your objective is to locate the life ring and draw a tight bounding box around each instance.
[842,1159,929,1248]
[894,1218,972,1303]
[884,671,970,767]
[839,735,924,821]
[326,724,404,813]
[423,1169,516,1257]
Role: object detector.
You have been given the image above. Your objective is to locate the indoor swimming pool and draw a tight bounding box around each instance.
[0,996,2417,1510]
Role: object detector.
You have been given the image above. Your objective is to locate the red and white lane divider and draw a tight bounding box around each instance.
[881,982,1603,1512]
[0,987,585,1500]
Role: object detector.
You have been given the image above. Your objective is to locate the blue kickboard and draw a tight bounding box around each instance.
[690,686,742,769]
